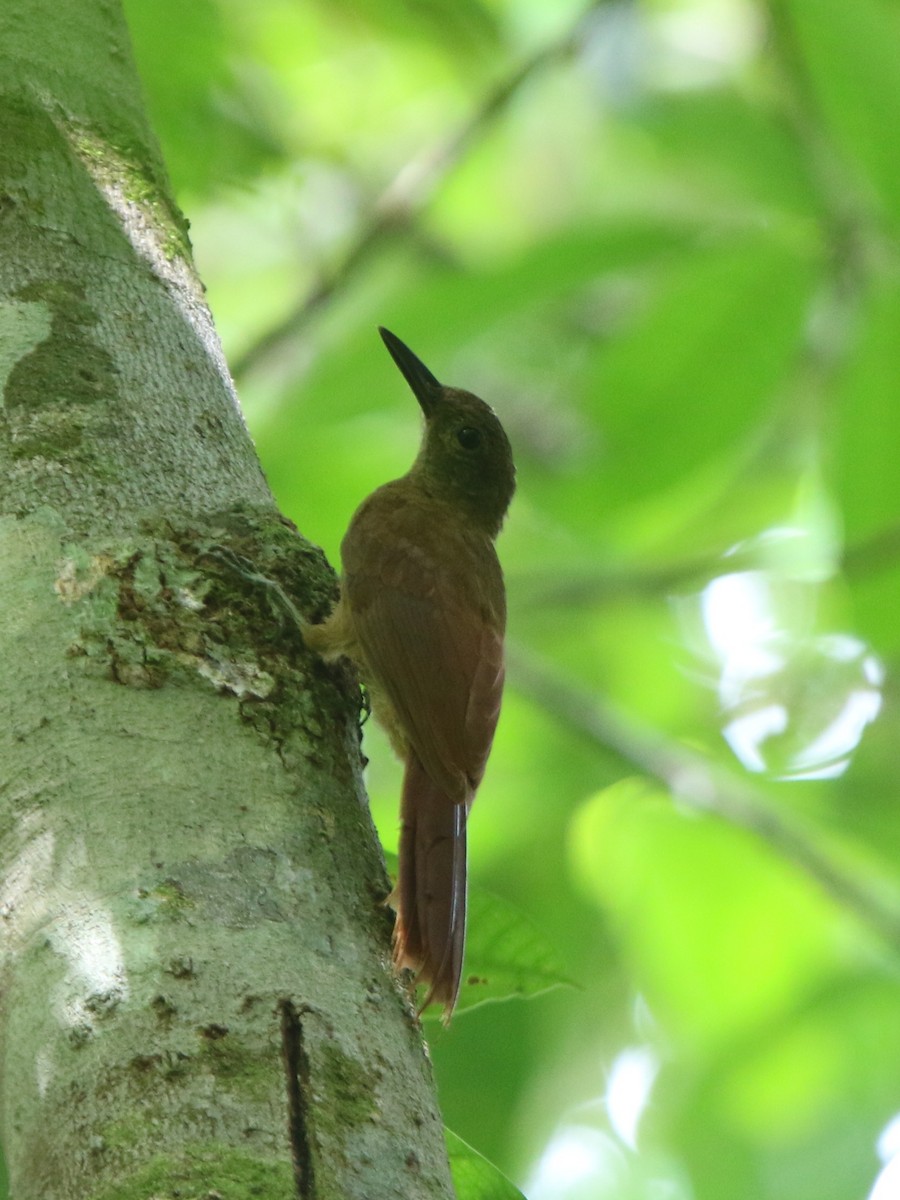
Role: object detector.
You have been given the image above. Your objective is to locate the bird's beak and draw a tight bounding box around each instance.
[379,327,442,417]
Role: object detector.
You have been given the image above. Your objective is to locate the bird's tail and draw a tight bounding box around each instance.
[391,751,468,1021]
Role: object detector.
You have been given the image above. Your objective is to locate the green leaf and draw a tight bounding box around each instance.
[782,0,900,225]
[446,1128,526,1200]
[382,854,572,1014]
[452,886,575,1013]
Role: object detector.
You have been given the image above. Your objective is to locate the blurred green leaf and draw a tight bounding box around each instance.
[832,281,900,541]
[577,236,817,508]
[324,0,501,57]
[382,854,572,1014]
[123,0,282,195]
[446,1128,526,1200]
[453,886,575,1014]
[670,974,900,1200]
[639,90,820,215]
[780,0,900,225]
[569,778,844,1044]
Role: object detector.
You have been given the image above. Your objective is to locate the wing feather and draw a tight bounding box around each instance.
[342,486,505,800]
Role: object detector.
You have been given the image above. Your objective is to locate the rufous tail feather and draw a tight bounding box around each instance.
[392,751,468,1021]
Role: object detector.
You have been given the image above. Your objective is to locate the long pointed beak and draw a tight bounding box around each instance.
[378,327,442,416]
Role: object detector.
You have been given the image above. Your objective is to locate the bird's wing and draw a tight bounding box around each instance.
[342,489,505,802]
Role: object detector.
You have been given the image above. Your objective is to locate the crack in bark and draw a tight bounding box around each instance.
[280,999,315,1199]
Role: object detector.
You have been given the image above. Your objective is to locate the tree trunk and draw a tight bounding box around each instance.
[0,2,455,1197]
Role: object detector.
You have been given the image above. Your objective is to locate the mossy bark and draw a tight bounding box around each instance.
[0,2,454,1198]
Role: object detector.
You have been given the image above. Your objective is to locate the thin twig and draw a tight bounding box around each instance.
[508,645,900,952]
[232,0,611,380]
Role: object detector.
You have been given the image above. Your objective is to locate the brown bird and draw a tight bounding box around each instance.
[303,328,515,1019]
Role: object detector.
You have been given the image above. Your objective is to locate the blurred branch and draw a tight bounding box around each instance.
[231,0,611,380]
[513,519,900,612]
[513,553,723,609]
[508,644,900,952]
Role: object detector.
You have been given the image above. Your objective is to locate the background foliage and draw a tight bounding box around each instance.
[122,0,900,1196]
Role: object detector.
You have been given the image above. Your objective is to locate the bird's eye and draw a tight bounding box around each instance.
[456,427,482,450]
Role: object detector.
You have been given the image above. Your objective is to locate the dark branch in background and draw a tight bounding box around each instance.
[231,0,612,380]
[508,646,900,953]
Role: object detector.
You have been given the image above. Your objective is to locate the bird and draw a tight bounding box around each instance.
[303,327,515,1019]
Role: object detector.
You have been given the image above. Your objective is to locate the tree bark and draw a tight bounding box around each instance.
[0,2,455,1197]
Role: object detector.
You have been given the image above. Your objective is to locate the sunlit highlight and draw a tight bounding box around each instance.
[703,572,786,702]
[683,527,884,779]
[51,903,129,1030]
[66,126,236,397]
[528,1038,664,1199]
[877,1112,900,1162]
[723,704,788,774]
[526,1126,628,1200]
[869,1112,900,1199]
[606,1045,660,1149]
[0,824,56,931]
[650,0,761,89]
